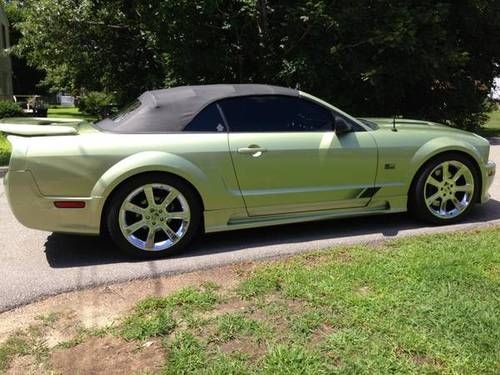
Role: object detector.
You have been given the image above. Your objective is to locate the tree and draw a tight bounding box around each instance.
[13,0,500,130]
[2,0,45,95]
[15,0,165,102]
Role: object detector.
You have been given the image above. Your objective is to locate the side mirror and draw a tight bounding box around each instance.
[335,117,352,135]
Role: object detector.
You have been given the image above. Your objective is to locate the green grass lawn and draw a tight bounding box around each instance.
[482,108,500,137]
[1,228,498,374]
[47,106,97,122]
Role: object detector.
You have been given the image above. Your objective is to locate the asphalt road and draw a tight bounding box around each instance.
[1,144,499,312]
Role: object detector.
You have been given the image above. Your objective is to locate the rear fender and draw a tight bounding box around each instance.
[6,136,29,171]
[91,151,209,206]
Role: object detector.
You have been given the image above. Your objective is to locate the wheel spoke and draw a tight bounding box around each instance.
[160,190,179,209]
[161,224,179,242]
[425,192,441,206]
[166,211,189,220]
[144,186,156,207]
[442,162,450,179]
[125,220,146,235]
[440,198,448,214]
[451,197,463,211]
[124,202,144,215]
[455,184,473,193]
[426,176,442,188]
[452,166,466,182]
[145,227,156,249]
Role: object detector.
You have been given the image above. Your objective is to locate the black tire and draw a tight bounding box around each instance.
[106,173,202,259]
[409,153,480,225]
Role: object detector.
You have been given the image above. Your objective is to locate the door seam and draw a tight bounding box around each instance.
[217,103,251,216]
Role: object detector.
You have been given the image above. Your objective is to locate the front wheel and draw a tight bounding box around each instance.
[106,174,202,258]
[410,154,479,225]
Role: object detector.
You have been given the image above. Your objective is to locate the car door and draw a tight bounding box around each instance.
[220,95,378,216]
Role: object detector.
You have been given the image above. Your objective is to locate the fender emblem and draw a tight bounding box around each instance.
[384,163,396,170]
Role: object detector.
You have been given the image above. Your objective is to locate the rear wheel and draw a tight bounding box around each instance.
[106,174,202,258]
[410,154,479,224]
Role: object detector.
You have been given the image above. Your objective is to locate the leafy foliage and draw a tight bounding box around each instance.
[77,91,115,118]
[15,0,165,104]
[0,100,22,118]
[2,0,46,95]
[0,133,10,166]
[12,0,500,130]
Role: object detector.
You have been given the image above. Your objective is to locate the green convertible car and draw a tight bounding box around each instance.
[0,84,496,258]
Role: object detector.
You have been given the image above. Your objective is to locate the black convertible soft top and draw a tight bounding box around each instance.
[97,84,299,133]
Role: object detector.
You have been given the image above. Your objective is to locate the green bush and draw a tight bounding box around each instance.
[0,101,22,119]
[0,133,10,166]
[77,91,116,118]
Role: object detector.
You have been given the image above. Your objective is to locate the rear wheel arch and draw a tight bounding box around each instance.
[99,171,205,235]
[408,150,482,210]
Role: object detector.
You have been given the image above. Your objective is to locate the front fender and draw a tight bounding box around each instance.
[410,137,483,180]
[374,135,487,205]
[91,151,209,204]
[405,137,489,203]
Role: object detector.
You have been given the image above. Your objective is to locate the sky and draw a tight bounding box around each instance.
[492,77,500,100]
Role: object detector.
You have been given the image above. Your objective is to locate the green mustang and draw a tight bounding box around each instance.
[0,84,496,258]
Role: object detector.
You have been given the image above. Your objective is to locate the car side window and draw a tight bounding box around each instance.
[218,96,333,132]
[183,103,227,132]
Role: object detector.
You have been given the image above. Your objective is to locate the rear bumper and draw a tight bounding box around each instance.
[4,170,102,235]
[481,161,496,204]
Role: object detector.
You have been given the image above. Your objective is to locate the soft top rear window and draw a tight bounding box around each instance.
[111,100,141,123]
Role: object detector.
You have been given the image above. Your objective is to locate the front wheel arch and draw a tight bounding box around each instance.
[99,171,204,235]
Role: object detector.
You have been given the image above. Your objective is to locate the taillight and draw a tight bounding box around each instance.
[54,201,86,209]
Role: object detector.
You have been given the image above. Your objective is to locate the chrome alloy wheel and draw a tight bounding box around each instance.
[118,184,190,251]
[424,160,475,219]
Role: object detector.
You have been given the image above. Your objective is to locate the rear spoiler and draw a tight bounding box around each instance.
[0,124,78,136]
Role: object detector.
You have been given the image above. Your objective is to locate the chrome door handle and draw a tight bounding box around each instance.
[237,146,268,156]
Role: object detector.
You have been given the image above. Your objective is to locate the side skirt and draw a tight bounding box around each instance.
[204,196,408,233]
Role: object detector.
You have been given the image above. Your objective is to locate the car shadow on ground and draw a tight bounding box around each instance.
[44,199,500,268]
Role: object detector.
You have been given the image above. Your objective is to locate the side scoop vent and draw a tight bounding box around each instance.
[358,187,381,199]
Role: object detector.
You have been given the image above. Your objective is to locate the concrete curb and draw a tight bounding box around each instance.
[0,166,7,178]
